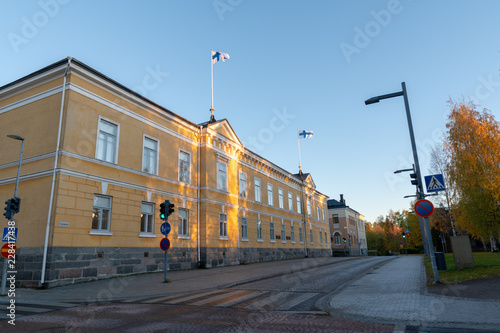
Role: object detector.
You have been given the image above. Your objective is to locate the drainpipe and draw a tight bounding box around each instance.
[40,57,71,286]
[197,126,201,264]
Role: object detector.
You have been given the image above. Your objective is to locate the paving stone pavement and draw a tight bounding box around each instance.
[326,255,500,331]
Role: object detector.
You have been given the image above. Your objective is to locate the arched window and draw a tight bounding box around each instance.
[334,232,341,245]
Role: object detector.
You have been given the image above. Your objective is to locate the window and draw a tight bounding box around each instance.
[241,217,248,240]
[179,151,191,183]
[219,213,227,238]
[270,221,275,241]
[288,192,293,211]
[296,196,301,214]
[92,195,112,232]
[281,224,286,243]
[96,119,118,163]
[307,199,311,216]
[239,172,247,198]
[334,232,341,245]
[254,178,261,202]
[322,208,325,221]
[257,220,263,240]
[291,225,295,243]
[310,229,314,244]
[143,136,158,174]
[333,214,339,227]
[178,208,189,237]
[299,226,303,243]
[320,231,323,245]
[325,232,328,245]
[316,206,320,220]
[267,184,273,206]
[140,202,154,234]
[217,162,228,191]
[278,188,284,209]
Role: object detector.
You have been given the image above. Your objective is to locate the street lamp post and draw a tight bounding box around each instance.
[365,82,440,283]
[1,135,24,295]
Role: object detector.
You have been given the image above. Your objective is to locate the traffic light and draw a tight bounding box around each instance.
[4,199,13,221]
[11,197,21,214]
[410,173,419,186]
[342,237,346,244]
[402,232,406,238]
[167,202,175,217]
[159,201,167,220]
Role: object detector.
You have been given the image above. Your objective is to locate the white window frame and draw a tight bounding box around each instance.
[333,214,339,228]
[90,194,113,235]
[278,188,284,209]
[139,202,155,237]
[291,224,295,243]
[281,223,286,243]
[178,150,191,184]
[307,199,311,216]
[334,232,341,245]
[219,213,228,239]
[217,161,228,192]
[270,221,275,242]
[316,206,320,220]
[142,135,159,175]
[178,208,189,238]
[296,196,301,214]
[96,117,119,164]
[310,229,314,244]
[299,225,303,243]
[241,217,248,240]
[254,178,261,202]
[239,172,247,198]
[267,183,273,206]
[320,230,323,245]
[257,220,263,241]
[322,208,325,221]
[288,192,293,211]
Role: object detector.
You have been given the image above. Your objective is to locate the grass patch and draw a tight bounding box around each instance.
[424,252,500,285]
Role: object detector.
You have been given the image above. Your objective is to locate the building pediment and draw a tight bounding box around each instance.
[203,118,242,147]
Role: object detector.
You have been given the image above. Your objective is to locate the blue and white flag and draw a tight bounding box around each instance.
[298,130,313,139]
[212,50,230,64]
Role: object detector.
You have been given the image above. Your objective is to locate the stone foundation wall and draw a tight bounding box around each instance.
[7,246,197,288]
[5,246,332,287]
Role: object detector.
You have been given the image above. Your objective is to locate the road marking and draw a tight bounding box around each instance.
[0,301,79,320]
[216,290,266,307]
[189,290,249,306]
[157,290,223,304]
[244,291,291,310]
[274,293,318,311]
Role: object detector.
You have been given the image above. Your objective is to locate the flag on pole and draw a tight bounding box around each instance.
[298,130,313,139]
[211,50,230,64]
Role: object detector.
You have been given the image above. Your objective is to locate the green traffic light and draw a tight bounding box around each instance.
[160,213,165,219]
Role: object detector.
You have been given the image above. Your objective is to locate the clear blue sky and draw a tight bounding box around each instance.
[1,0,500,222]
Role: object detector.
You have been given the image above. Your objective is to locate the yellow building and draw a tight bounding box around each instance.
[0,57,331,287]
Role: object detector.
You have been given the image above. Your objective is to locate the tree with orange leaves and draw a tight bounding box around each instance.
[444,99,500,250]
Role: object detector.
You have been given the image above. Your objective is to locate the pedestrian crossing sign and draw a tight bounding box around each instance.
[424,174,446,192]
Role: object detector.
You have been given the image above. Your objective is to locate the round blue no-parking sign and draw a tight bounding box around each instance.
[414,199,434,217]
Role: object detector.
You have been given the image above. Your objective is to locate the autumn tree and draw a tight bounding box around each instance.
[444,99,500,250]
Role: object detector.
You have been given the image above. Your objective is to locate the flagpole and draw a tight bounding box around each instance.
[210,49,215,122]
[297,130,302,172]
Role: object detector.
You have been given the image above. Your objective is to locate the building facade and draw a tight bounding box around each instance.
[327,194,367,255]
[0,58,331,287]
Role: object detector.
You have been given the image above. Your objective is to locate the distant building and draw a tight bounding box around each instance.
[0,57,331,287]
[327,195,367,255]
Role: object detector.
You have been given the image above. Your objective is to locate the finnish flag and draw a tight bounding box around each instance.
[298,130,313,139]
[212,50,230,64]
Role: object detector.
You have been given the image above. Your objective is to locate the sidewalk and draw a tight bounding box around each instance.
[325,255,500,331]
[3,256,357,303]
